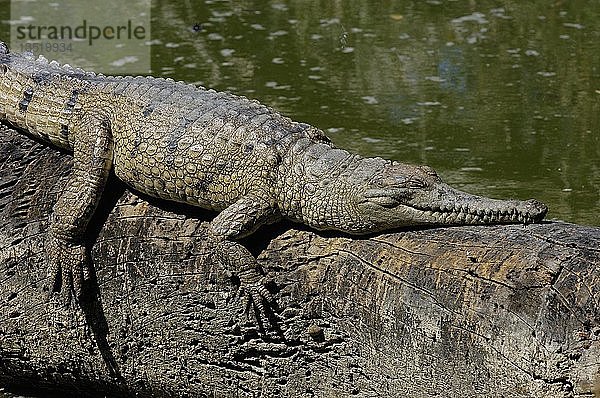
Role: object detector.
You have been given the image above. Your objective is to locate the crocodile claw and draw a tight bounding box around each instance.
[242,279,273,315]
[46,237,90,306]
[233,277,281,337]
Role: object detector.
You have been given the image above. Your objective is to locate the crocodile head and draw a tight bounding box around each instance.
[344,159,548,234]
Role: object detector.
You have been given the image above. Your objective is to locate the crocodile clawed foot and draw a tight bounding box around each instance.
[46,238,90,308]
[237,278,282,338]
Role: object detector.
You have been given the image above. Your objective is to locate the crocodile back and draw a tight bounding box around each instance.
[0,47,335,211]
[104,76,332,210]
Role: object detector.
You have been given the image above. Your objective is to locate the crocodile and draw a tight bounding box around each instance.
[0,42,547,324]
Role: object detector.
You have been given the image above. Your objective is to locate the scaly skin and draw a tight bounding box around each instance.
[0,42,548,327]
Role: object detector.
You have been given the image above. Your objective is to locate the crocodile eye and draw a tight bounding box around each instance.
[372,175,409,188]
[408,178,426,189]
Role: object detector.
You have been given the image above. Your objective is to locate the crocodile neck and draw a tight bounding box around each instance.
[277,138,366,231]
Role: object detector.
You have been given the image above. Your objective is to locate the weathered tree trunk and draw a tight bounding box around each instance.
[0,124,599,398]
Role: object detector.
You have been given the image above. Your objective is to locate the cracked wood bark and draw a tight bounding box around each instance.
[0,124,599,398]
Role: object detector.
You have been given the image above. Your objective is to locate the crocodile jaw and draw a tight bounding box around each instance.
[399,196,548,225]
[359,185,548,232]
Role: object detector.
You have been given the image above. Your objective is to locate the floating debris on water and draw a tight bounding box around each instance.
[207,33,224,41]
[271,3,288,11]
[537,71,556,77]
[362,137,382,143]
[265,81,290,90]
[269,30,288,38]
[451,12,488,24]
[361,96,379,105]
[320,18,340,27]
[425,76,446,82]
[490,8,511,19]
[111,56,138,67]
[563,22,584,29]
[211,10,233,18]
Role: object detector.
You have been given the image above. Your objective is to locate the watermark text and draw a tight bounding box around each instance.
[16,20,146,46]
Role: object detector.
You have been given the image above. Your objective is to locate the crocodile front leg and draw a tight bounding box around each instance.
[208,195,281,329]
[48,117,113,304]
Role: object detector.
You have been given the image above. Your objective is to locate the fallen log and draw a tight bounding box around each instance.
[0,124,599,398]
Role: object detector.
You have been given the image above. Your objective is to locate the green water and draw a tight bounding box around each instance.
[2,0,599,226]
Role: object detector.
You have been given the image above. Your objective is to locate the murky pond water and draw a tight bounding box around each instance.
[2,0,599,225]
